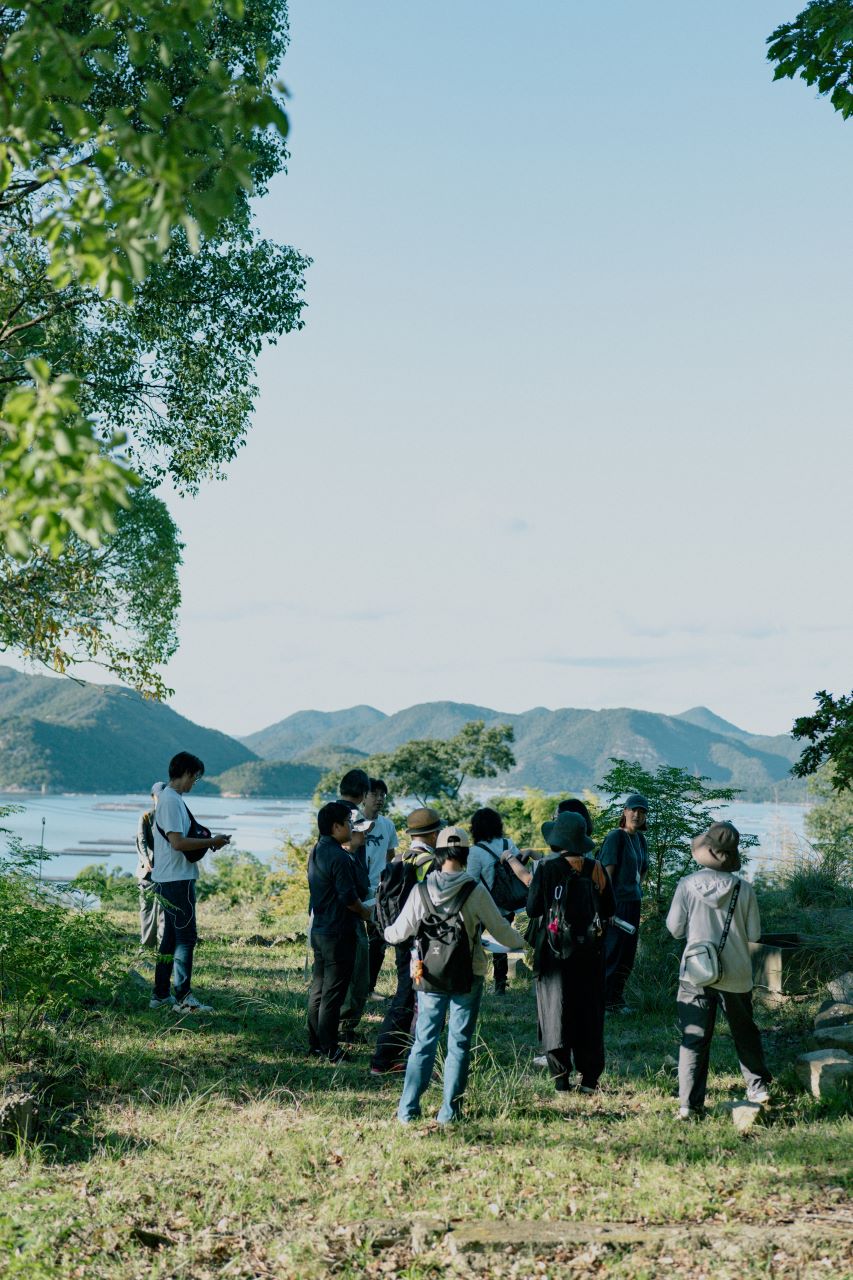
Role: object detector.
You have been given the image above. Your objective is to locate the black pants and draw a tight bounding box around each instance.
[307,930,357,1057]
[153,879,197,1002]
[538,949,606,1089]
[492,912,514,991]
[604,899,641,1007]
[370,942,415,1070]
[677,981,771,1111]
[367,920,386,991]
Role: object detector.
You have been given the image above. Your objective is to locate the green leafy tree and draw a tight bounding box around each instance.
[768,1,853,120]
[791,690,853,792]
[489,788,602,850]
[802,765,853,892]
[370,721,516,815]
[595,759,755,911]
[0,0,308,692]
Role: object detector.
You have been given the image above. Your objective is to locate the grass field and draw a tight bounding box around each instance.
[0,902,851,1279]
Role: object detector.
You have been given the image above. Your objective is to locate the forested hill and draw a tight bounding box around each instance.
[243,701,805,801]
[0,667,256,792]
[0,667,804,799]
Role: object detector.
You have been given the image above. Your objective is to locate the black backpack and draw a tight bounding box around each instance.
[375,858,420,932]
[476,840,528,913]
[414,880,477,994]
[544,860,603,960]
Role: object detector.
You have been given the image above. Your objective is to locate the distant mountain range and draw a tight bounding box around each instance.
[0,665,804,799]
[242,700,805,801]
[0,666,254,793]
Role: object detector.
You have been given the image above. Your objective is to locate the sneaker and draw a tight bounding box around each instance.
[149,995,176,1009]
[368,991,386,1002]
[677,1106,705,1121]
[532,1054,549,1069]
[307,1047,323,1059]
[578,1082,599,1095]
[747,1084,770,1105]
[172,993,213,1014]
[554,1075,571,1093]
[369,1062,406,1076]
[328,1047,352,1065]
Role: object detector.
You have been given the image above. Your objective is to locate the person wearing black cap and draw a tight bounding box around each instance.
[666,821,771,1119]
[599,792,649,1012]
[527,811,616,1093]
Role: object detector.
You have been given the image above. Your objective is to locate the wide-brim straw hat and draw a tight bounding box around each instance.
[691,821,741,872]
[541,810,595,855]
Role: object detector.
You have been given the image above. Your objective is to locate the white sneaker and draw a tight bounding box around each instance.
[677,1106,705,1121]
[149,995,176,1009]
[532,1054,549,1069]
[172,993,213,1014]
[747,1084,770,1105]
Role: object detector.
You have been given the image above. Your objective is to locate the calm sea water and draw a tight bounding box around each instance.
[0,792,811,882]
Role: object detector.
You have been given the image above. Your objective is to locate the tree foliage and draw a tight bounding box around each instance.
[768,1,853,119]
[791,689,853,792]
[0,0,308,692]
[595,759,754,911]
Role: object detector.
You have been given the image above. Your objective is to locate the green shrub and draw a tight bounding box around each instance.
[73,864,138,907]
[196,851,270,905]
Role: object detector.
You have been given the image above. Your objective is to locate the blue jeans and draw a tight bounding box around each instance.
[397,977,484,1124]
[153,879,198,1002]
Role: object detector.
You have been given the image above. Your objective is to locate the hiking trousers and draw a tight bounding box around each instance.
[677,980,771,1110]
[367,920,386,991]
[139,879,164,949]
[604,899,640,1007]
[307,930,357,1057]
[370,942,415,1070]
[339,919,369,1034]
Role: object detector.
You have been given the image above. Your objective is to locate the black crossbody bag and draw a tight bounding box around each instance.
[156,801,212,865]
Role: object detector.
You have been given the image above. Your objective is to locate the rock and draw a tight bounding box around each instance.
[813,1024,853,1053]
[507,952,530,981]
[715,1100,764,1131]
[795,1048,853,1099]
[127,968,149,989]
[0,1092,36,1146]
[827,972,853,1005]
[815,1002,853,1032]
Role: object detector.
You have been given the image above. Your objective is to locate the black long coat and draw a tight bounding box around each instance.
[526,855,615,1052]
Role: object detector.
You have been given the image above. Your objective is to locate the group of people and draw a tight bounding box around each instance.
[137,757,772,1125]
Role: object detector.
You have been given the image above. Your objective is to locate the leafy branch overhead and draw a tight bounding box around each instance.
[767,0,853,119]
[0,0,298,563]
[0,0,308,693]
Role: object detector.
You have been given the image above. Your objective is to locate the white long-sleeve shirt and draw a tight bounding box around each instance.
[384,871,526,977]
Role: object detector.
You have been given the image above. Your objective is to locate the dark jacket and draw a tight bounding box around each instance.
[527,855,615,1052]
[308,835,368,936]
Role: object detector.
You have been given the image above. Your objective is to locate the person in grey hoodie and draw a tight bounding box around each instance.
[384,825,527,1124]
[666,821,771,1119]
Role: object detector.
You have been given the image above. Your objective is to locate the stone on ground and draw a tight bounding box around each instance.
[827,972,853,1005]
[795,1048,853,1099]
[715,1100,764,1131]
[814,1002,853,1032]
[813,1023,853,1053]
[0,1092,36,1146]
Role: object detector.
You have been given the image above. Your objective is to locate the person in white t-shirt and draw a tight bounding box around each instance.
[150,751,231,1014]
[361,778,399,997]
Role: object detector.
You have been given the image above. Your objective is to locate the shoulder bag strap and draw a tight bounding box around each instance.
[717,880,741,957]
[476,839,508,863]
[418,879,477,922]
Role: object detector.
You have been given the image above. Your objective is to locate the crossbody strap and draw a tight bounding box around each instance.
[717,880,741,957]
[475,839,508,864]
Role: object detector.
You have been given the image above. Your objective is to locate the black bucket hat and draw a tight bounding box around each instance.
[541,811,595,855]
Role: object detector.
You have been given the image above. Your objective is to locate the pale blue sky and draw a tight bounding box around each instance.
[31,3,853,738]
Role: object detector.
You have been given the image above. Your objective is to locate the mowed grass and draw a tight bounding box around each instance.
[0,903,851,1279]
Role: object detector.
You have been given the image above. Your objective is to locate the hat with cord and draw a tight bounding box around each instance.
[691,821,742,872]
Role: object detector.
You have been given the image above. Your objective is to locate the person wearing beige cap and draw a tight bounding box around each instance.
[666,821,771,1119]
[369,808,443,1075]
[384,824,526,1124]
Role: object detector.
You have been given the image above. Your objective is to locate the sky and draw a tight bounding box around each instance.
[19,2,853,738]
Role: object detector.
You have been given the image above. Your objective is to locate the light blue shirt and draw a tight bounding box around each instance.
[467,836,522,908]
